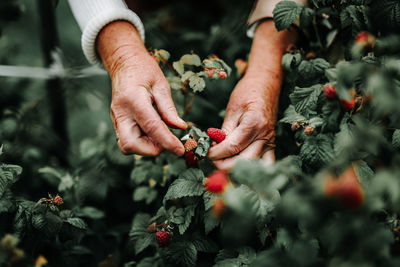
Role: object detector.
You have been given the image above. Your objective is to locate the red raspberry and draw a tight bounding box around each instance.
[207,128,226,143]
[184,138,198,152]
[204,170,230,194]
[304,126,315,136]
[185,151,198,168]
[206,69,214,78]
[323,165,364,209]
[53,195,63,206]
[291,122,300,131]
[323,84,337,100]
[156,231,170,247]
[218,71,227,79]
[212,198,226,219]
[355,31,375,50]
[340,89,356,111]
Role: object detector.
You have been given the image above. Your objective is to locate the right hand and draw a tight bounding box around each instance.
[97,21,187,156]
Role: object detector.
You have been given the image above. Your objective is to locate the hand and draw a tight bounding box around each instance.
[207,20,298,170]
[97,21,187,156]
[207,75,278,170]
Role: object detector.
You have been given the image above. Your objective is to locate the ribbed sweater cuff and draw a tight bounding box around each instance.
[82,8,145,65]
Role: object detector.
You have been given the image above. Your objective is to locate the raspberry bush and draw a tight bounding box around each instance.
[2,0,400,266]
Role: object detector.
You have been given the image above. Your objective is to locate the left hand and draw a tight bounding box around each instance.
[207,73,280,170]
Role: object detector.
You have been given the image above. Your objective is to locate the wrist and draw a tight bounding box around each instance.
[97,21,147,73]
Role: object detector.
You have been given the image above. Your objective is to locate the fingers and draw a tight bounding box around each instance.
[208,121,257,160]
[152,80,187,130]
[261,149,275,165]
[213,140,269,170]
[112,114,163,156]
[131,87,185,156]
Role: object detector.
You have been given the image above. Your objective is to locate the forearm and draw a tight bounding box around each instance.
[244,20,297,117]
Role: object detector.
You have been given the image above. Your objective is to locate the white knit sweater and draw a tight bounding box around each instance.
[67,0,145,66]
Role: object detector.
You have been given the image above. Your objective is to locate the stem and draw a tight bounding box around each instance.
[160,57,179,77]
[183,93,195,120]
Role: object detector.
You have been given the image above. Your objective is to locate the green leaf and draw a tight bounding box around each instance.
[0,164,22,197]
[133,186,158,205]
[167,76,183,90]
[177,204,196,235]
[180,54,202,66]
[280,105,307,124]
[282,53,302,71]
[173,61,185,75]
[194,137,211,158]
[393,130,400,149]
[289,84,322,117]
[65,217,87,230]
[204,210,219,234]
[164,169,205,201]
[162,241,197,267]
[75,206,105,220]
[192,236,218,253]
[300,134,334,168]
[273,1,303,31]
[299,7,315,28]
[129,213,154,255]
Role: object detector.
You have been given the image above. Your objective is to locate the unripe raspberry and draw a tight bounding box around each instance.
[207,128,226,143]
[212,198,226,219]
[218,71,227,79]
[204,170,230,194]
[146,222,157,233]
[156,231,170,248]
[291,122,301,131]
[340,89,356,111]
[185,151,198,168]
[184,138,198,152]
[206,69,214,78]
[53,195,63,206]
[304,126,315,136]
[323,84,337,100]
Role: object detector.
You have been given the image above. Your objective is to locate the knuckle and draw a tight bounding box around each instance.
[142,118,161,136]
[118,140,135,155]
[227,141,241,155]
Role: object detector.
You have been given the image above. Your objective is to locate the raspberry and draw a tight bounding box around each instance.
[204,170,230,194]
[207,128,226,143]
[206,69,214,78]
[305,50,316,59]
[355,31,375,50]
[291,122,301,131]
[323,165,364,209]
[184,138,198,152]
[156,231,170,248]
[323,84,337,100]
[218,71,227,79]
[53,195,63,206]
[212,198,226,219]
[304,126,315,136]
[185,151,198,168]
[340,89,356,111]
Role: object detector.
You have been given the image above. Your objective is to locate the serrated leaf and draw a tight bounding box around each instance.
[75,206,105,220]
[162,241,197,267]
[164,169,205,201]
[0,164,22,197]
[129,213,154,255]
[282,53,302,71]
[65,217,87,230]
[289,84,322,117]
[173,61,185,75]
[204,210,219,234]
[167,76,183,90]
[181,71,206,93]
[300,134,334,168]
[192,236,218,253]
[194,137,211,158]
[393,130,400,148]
[280,105,307,124]
[133,186,158,205]
[178,204,196,235]
[273,1,303,31]
[180,54,202,66]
